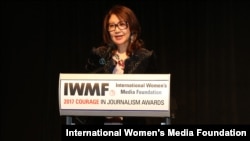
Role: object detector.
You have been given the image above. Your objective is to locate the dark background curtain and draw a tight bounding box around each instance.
[2,0,250,140]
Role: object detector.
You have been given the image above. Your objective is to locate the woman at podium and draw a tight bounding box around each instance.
[82,4,165,125]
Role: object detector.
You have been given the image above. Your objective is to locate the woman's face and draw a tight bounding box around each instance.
[108,14,131,48]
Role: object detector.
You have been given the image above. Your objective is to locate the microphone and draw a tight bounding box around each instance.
[99,43,114,65]
[92,44,114,73]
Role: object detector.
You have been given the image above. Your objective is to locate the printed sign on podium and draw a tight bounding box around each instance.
[59,73,171,117]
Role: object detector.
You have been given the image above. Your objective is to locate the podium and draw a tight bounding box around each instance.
[58,73,171,125]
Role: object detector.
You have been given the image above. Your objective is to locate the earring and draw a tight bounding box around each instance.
[130,35,134,43]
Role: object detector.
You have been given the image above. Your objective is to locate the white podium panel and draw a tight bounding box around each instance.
[59,73,170,117]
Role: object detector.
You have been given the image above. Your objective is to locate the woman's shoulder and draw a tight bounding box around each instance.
[133,48,154,59]
[91,45,109,56]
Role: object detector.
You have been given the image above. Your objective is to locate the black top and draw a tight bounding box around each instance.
[84,46,158,74]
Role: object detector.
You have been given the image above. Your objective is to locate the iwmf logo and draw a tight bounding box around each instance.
[64,82,109,96]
